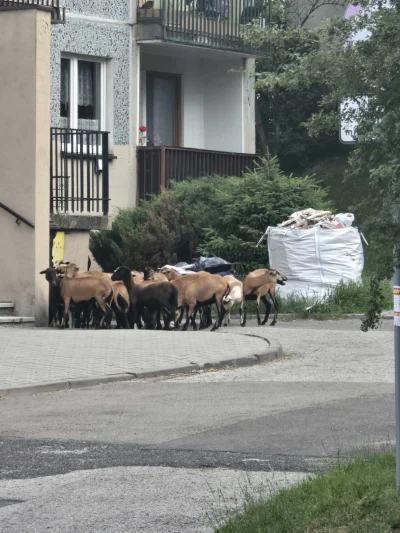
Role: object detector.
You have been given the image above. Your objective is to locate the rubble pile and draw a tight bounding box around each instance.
[278,208,355,230]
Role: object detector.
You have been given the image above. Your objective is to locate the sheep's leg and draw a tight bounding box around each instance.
[156,309,163,330]
[256,294,262,325]
[223,303,232,326]
[199,306,211,329]
[189,306,198,331]
[183,302,196,331]
[105,303,113,329]
[163,305,176,330]
[127,307,136,329]
[199,307,207,330]
[177,307,185,325]
[240,299,247,327]
[61,297,71,329]
[261,295,272,325]
[136,306,144,329]
[87,302,94,328]
[95,297,108,329]
[191,307,198,330]
[211,298,225,331]
[166,308,175,330]
[269,290,279,326]
[206,306,213,327]
[122,312,130,329]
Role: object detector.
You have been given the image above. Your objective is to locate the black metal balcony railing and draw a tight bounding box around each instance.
[50,128,110,216]
[137,0,268,55]
[0,0,65,23]
[137,146,263,199]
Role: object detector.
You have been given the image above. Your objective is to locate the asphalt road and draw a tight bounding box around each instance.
[0,319,394,532]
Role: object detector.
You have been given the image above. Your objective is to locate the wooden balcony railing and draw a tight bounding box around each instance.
[137,0,268,55]
[137,146,263,199]
[50,128,110,216]
[0,0,65,23]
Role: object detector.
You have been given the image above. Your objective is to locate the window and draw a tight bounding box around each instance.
[60,56,106,131]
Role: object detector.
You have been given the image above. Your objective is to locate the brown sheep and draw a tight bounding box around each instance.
[161,268,211,328]
[241,269,287,327]
[60,273,113,329]
[174,273,230,331]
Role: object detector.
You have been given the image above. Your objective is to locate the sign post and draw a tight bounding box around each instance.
[395,256,400,495]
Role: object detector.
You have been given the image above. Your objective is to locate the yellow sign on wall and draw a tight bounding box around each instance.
[52,231,65,266]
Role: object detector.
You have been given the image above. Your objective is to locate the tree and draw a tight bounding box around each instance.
[298,0,399,268]
[247,0,400,327]
[250,0,347,171]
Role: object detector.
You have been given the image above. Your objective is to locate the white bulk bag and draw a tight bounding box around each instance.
[267,226,364,300]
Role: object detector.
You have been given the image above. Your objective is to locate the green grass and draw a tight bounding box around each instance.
[232,277,392,320]
[216,451,400,533]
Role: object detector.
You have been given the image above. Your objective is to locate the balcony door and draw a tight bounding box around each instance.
[146,72,181,147]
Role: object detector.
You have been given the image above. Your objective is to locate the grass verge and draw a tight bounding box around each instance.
[216,451,400,533]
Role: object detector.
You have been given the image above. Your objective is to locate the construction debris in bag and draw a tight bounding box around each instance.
[278,209,355,230]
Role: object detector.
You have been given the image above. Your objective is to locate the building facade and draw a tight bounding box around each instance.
[0,0,265,322]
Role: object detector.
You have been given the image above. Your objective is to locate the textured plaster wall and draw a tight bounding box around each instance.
[64,0,130,21]
[50,0,136,214]
[50,0,131,145]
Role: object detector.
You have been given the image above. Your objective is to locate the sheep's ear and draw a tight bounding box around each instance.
[39,270,48,274]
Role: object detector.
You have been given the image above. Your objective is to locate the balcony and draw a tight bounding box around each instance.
[136,0,268,55]
[0,0,65,23]
[137,146,263,199]
[50,128,110,217]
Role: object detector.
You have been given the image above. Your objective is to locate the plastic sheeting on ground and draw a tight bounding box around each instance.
[267,226,364,300]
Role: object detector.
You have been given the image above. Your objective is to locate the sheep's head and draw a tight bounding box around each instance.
[269,269,287,286]
[111,266,131,282]
[56,261,79,277]
[40,268,58,287]
[64,263,80,277]
[143,267,155,281]
[160,267,174,280]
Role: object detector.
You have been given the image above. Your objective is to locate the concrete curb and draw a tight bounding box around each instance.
[0,343,283,397]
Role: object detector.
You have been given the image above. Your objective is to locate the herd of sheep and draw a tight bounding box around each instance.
[39,262,287,330]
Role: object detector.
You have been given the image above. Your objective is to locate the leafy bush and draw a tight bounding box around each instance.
[91,191,196,271]
[90,156,332,272]
[197,157,332,274]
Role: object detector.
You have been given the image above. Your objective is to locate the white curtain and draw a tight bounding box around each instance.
[78,62,94,107]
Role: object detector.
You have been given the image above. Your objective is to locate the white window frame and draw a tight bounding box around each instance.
[61,54,107,152]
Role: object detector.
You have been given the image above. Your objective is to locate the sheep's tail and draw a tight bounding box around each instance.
[222,285,231,304]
